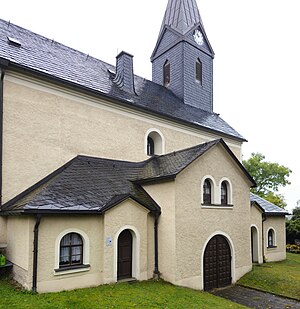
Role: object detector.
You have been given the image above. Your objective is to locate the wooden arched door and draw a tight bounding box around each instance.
[204,235,231,291]
[117,230,133,280]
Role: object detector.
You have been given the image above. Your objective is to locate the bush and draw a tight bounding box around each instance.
[286,244,300,254]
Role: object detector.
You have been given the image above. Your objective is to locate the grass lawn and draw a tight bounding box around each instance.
[0,279,246,309]
[238,252,300,300]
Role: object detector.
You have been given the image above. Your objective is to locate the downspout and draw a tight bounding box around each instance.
[0,66,6,207]
[262,213,267,263]
[32,214,41,292]
[153,213,160,278]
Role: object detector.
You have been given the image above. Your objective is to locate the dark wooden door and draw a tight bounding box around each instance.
[204,235,231,291]
[117,230,133,280]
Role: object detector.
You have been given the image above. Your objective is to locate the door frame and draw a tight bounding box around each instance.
[251,225,260,263]
[201,231,235,290]
[113,225,140,281]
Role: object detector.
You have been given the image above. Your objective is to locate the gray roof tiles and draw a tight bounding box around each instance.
[0,18,245,141]
[1,140,256,215]
[160,0,204,35]
[250,193,288,215]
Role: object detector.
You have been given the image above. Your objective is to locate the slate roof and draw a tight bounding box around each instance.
[1,156,158,215]
[159,0,204,35]
[1,139,255,215]
[0,18,245,141]
[250,193,289,216]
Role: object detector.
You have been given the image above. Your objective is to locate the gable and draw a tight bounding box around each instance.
[176,141,255,189]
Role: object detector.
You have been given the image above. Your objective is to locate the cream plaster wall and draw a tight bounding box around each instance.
[142,181,176,284]
[6,216,34,290]
[264,216,286,262]
[173,143,253,290]
[103,199,153,284]
[3,73,242,204]
[250,205,264,264]
[0,217,7,243]
[36,215,103,293]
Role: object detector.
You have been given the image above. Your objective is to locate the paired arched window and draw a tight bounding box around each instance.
[163,60,170,87]
[59,232,83,268]
[203,179,212,205]
[196,58,202,84]
[267,229,275,248]
[202,177,232,206]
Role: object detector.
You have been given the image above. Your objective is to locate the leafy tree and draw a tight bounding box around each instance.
[243,153,292,208]
[286,201,300,244]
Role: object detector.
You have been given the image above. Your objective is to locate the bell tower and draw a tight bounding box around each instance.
[151,0,214,112]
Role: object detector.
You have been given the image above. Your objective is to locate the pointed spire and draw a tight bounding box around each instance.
[160,0,204,35]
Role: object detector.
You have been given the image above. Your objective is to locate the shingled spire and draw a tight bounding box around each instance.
[159,0,204,35]
[151,0,214,112]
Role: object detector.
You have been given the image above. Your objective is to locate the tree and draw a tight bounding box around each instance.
[243,153,292,208]
[286,201,300,244]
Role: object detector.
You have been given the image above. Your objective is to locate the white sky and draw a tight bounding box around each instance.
[1,0,299,212]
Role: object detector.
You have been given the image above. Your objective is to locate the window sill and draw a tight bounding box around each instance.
[201,204,233,209]
[267,246,277,249]
[54,264,90,276]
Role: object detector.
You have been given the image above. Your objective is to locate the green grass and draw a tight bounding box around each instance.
[238,253,300,300]
[0,279,246,309]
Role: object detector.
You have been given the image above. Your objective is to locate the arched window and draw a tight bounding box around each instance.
[196,58,202,84]
[146,130,164,156]
[203,179,212,204]
[59,233,83,268]
[147,136,155,156]
[267,229,275,248]
[221,181,228,205]
[163,60,170,87]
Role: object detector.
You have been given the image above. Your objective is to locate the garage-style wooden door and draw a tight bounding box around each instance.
[117,229,133,280]
[204,235,231,291]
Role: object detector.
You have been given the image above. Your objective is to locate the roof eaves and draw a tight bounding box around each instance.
[102,192,161,215]
[219,139,256,187]
[4,60,245,142]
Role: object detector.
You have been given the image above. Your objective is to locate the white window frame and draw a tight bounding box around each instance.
[145,128,165,156]
[54,228,90,276]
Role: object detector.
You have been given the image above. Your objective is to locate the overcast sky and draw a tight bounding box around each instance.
[1,0,299,212]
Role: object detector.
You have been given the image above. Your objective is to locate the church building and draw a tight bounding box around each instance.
[0,0,287,293]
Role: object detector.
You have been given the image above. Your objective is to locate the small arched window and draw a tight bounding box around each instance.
[203,179,212,204]
[146,130,164,156]
[221,181,228,205]
[147,136,155,156]
[60,233,83,268]
[196,58,202,84]
[267,229,275,248]
[163,60,170,87]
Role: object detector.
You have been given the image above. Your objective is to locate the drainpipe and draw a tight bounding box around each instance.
[0,66,6,207]
[153,213,160,278]
[32,214,41,292]
[262,213,267,263]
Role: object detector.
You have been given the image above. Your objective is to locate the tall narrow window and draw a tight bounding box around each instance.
[163,60,170,87]
[268,229,275,247]
[60,233,83,268]
[203,179,212,204]
[147,136,155,156]
[221,181,228,205]
[196,58,202,84]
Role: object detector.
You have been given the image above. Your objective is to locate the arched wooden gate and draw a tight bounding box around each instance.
[204,235,232,291]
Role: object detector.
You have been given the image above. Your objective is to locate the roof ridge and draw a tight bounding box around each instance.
[0,18,116,70]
